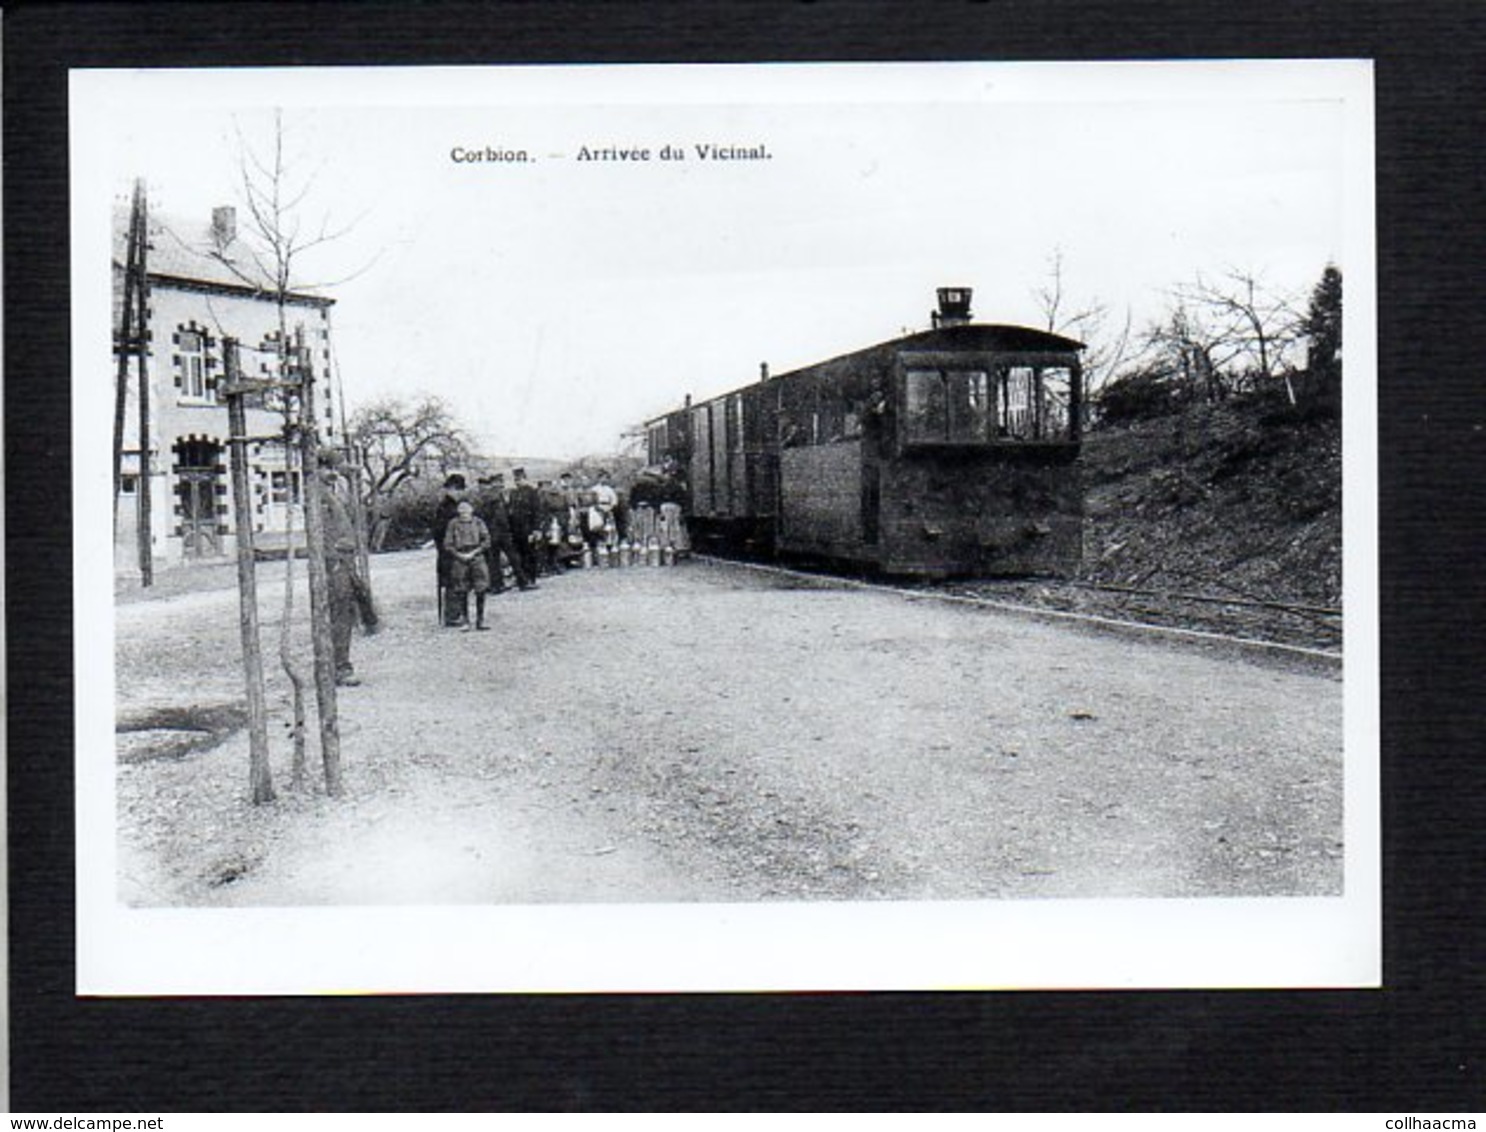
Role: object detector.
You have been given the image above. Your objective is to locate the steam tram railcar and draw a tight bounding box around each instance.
[646,288,1086,578]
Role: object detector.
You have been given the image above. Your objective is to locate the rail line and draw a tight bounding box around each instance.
[695,554,1344,664]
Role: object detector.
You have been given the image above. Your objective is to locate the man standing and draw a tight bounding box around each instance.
[476,473,528,593]
[320,452,376,685]
[537,478,565,574]
[434,473,466,625]
[507,467,542,589]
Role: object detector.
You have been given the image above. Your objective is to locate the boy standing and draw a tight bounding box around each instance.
[444,499,492,630]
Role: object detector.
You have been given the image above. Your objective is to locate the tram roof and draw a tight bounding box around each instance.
[894,322,1086,354]
[645,321,1085,423]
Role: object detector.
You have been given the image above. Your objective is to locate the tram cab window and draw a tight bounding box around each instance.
[906,362,1076,444]
[1038,367,1074,438]
[995,365,1074,441]
[904,369,991,444]
[999,366,1035,439]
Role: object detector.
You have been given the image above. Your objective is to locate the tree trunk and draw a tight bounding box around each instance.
[224,340,274,804]
[296,329,343,796]
[280,450,308,791]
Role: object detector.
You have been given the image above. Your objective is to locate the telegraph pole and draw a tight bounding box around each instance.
[221,338,274,803]
[113,184,141,531]
[134,184,154,587]
[113,180,154,584]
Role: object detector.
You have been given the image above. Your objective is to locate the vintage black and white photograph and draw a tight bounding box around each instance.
[72,61,1377,993]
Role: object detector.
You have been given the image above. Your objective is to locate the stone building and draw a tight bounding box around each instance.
[113,202,340,571]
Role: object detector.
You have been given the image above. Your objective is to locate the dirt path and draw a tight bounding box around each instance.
[115,549,1343,906]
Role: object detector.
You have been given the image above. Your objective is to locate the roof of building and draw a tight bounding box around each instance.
[112,201,334,306]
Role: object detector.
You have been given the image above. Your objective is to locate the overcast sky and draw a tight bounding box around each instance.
[75,62,1367,460]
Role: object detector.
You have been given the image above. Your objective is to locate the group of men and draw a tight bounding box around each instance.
[313,458,688,680]
[433,466,624,630]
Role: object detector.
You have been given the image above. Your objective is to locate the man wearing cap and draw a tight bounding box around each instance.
[476,472,528,594]
[434,473,467,625]
[507,467,542,590]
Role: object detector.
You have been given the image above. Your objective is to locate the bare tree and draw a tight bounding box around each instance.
[218,109,362,797]
[1031,247,1136,405]
[350,396,470,550]
[1172,269,1302,398]
[1143,297,1235,404]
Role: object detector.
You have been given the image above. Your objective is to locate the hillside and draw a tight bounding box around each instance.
[1080,399,1343,609]
[946,396,1344,652]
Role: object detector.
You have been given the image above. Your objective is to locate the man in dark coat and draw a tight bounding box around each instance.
[433,473,466,625]
[475,473,529,593]
[507,466,542,589]
[320,452,377,685]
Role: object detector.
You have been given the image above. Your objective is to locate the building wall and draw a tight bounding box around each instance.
[114,281,337,570]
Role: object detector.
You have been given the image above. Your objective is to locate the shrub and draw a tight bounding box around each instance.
[1096,366,1184,425]
[370,477,446,552]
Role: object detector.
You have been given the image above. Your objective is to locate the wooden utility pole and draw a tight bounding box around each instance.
[134,185,154,587]
[295,325,343,796]
[113,180,154,584]
[221,338,274,804]
[113,183,142,531]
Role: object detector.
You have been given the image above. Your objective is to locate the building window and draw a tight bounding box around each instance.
[178,329,211,402]
[120,474,138,495]
[270,469,303,506]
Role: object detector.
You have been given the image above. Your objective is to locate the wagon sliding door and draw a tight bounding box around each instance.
[689,403,715,518]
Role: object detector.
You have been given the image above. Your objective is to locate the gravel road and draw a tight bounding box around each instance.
[115,548,1343,906]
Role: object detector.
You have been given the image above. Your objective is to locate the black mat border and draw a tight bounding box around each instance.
[8,0,1484,1112]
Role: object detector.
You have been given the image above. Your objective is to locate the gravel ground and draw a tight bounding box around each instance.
[115,548,1343,906]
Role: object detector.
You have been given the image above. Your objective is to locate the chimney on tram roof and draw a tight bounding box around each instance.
[932,286,973,329]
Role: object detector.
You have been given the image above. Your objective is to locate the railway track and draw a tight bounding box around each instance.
[696,554,1344,662]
